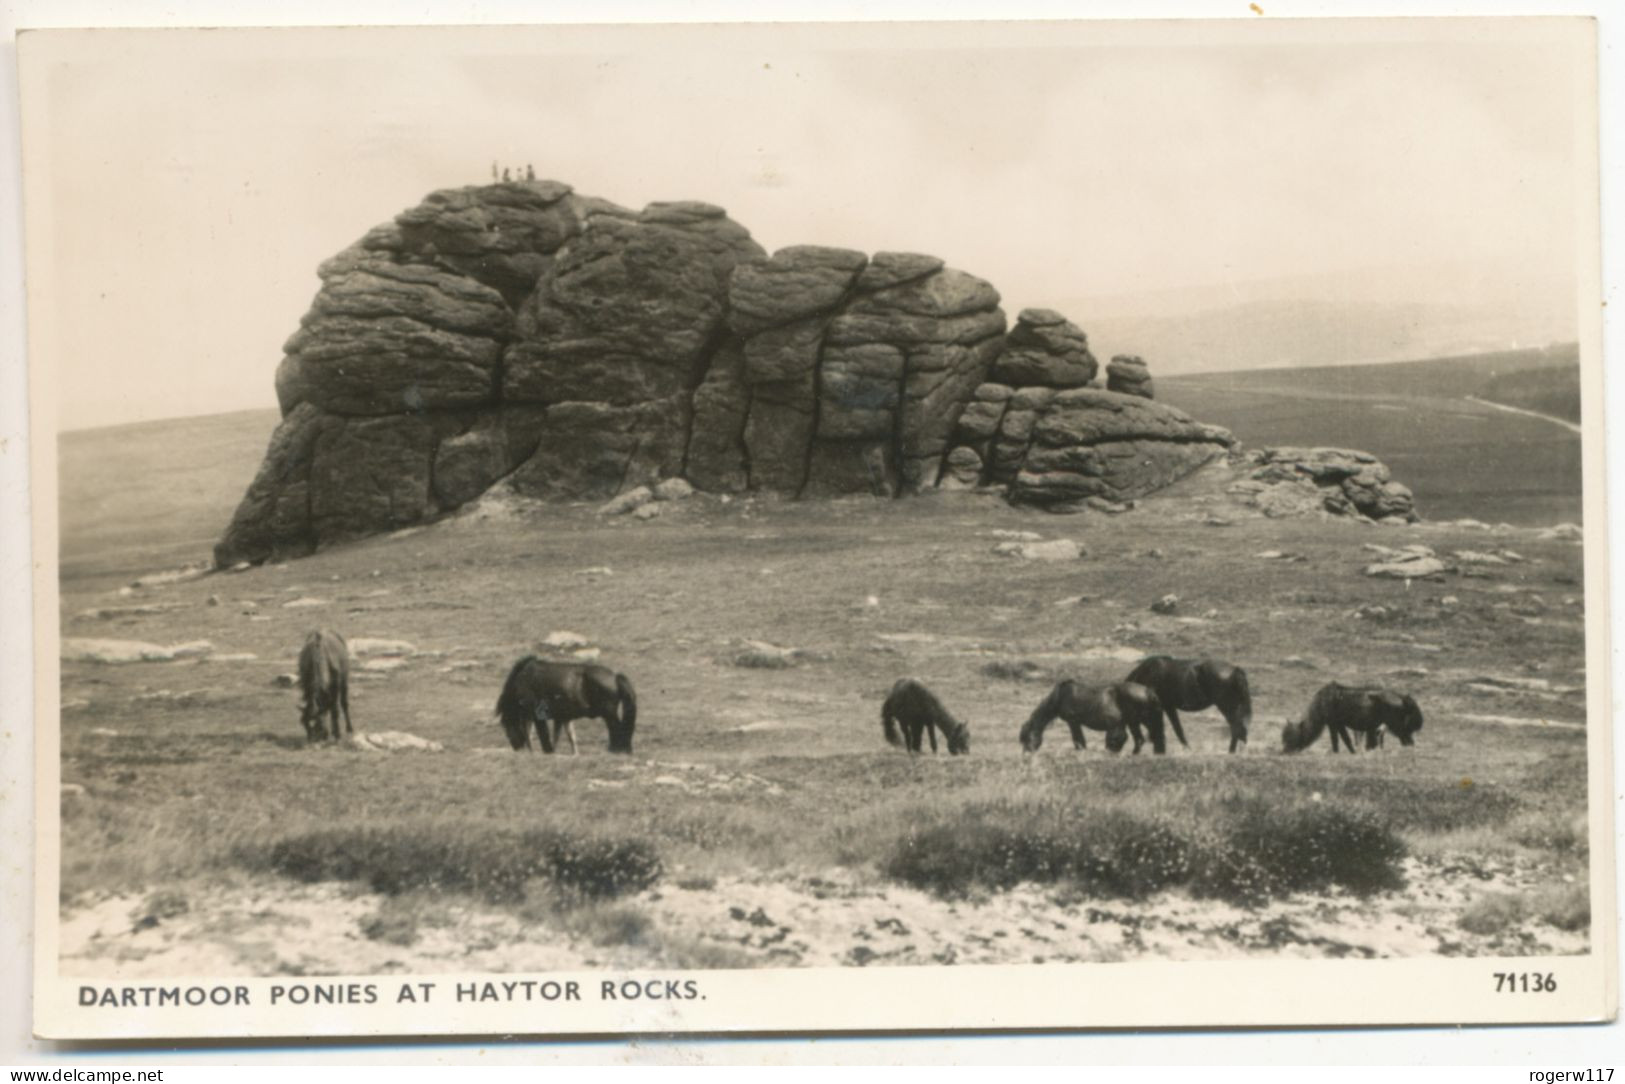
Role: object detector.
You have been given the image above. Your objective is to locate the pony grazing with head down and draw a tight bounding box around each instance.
[1280,683,1423,753]
[495,655,638,754]
[1126,655,1253,753]
[881,678,970,755]
[1018,680,1168,754]
[297,628,352,742]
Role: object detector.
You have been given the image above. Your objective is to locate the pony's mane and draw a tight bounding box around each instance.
[495,654,542,719]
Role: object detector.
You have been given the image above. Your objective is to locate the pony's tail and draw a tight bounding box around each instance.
[881,690,904,748]
[1162,698,1187,749]
[613,672,638,754]
[1232,667,1254,730]
[1019,682,1066,752]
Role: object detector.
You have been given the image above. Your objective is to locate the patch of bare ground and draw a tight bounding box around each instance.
[62,849,1588,977]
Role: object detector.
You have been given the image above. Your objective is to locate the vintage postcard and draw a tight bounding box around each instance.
[20,17,1616,1040]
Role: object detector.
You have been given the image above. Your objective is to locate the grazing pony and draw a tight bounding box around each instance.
[881,678,970,755]
[1125,655,1252,753]
[1019,680,1168,754]
[1280,683,1423,753]
[495,655,638,754]
[297,628,352,742]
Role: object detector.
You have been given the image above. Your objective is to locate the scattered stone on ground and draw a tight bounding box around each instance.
[982,659,1053,683]
[73,603,186,621]
[1150,595,1179,615]
[131,566,210,589]
[542,631,590,649]
[281,597,331,609]
[992,538,1083,561]
[633,503,662,521]
[61,639,212,664]
[1364,555,1450,579]
[348,637,417,658]
[347,731,444,753]
[654,478,694,501]
[731,640,815,669]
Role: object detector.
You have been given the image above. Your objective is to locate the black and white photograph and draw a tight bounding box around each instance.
[16,14,1616,1039]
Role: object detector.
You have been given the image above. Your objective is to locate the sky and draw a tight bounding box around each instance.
[16,18,1596,430]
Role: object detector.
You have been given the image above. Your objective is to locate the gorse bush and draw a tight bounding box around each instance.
[1189,799,1406,903]
[884,797,1406,906]
[241,824,662,903]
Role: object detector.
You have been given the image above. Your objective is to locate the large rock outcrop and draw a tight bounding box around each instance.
[218,180,1268,564]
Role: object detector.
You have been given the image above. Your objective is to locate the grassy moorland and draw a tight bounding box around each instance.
[1159,346,1583,526]
[53,389,1595,969]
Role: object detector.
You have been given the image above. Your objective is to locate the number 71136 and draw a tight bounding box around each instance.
[1495,972,1558,993]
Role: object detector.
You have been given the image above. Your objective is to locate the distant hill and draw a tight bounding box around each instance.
[1159,345,1583,526]
[58,408,279,583]
[1051,267,1578,378]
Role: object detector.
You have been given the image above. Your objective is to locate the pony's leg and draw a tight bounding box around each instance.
[1126,719,1146,755]
[1067,720,1086,750]
[926,723,938,754]
[562,720,579,755]
[340,680,353,735]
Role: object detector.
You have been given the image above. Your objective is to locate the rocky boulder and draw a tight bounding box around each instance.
[1106,355,1154,399]
[990,309,1096,389]
[1239,447,1418,523]
[1004,389,1235,509]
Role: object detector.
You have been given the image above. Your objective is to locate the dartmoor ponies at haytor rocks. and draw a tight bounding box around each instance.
[297,628,352,743]
[1018,680,1169,755]
[881,678,970,755]
[1280,682,1424,753]
[495,656,639,754]
[1126,655,1253,753]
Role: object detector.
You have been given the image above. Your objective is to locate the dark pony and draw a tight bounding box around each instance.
[881,678,970,755]
[297,628,352,742]
[495,655,638,754]
[1280,683,1423,753]
[1018,680,1168,754]
[1125,655,1252,753]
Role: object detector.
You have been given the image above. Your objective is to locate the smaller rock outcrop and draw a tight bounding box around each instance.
[1106,355,1154,399]
[1229,447,1417,523]
[990,309,1096,389]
